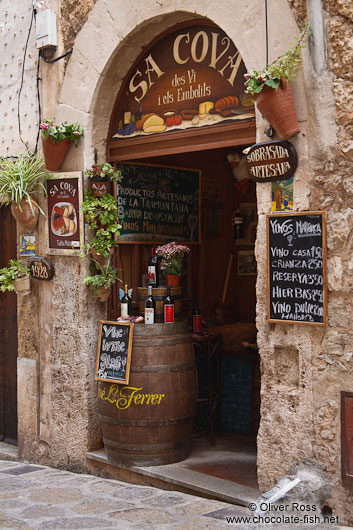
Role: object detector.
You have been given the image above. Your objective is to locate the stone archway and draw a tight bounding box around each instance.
[57,0,310,490]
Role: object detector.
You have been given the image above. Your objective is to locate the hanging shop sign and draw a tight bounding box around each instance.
[117,162,201,243]
[267,211,327,326]
[110,23,255,140]
[95,321,134,385]
[29,256,55,280]
[245,140,298,182]
[45,172,84,256]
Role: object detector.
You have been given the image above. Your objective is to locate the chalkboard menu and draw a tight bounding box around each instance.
[116,162,200,243]
[267,212,327,325]
[95,321,134,384]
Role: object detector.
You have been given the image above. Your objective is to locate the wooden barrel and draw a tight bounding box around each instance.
[97,321,197,466]
[137,286,183,322]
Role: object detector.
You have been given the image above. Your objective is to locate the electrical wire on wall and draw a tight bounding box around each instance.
[17,7,35,153]
[13,5,73,158]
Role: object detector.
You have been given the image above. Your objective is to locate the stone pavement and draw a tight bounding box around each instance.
[0,459,350,530]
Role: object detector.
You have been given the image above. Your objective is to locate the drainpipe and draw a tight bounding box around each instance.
[306,0,327,75]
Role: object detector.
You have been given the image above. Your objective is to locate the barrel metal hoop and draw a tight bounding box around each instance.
[98,413,194,427]
[102,436,191,451]
[131,361,195,373]
[133,336,191,347]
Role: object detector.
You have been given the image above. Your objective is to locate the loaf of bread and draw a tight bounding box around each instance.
[136,113,153,131]
[215,96,239,113]
[143,114,166,133]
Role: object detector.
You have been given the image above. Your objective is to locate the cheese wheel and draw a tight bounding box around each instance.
[198,101,214,115]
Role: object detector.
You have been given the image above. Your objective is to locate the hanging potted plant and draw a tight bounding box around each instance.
[85,162,123,197]
[83,259,119,302]
[0,152,48,231]
[155,241,190,287]
[80,188,121,266]
[40,119,84,171]
[244,24,310,140]
[0,259,31,295]
[81,190,120,230]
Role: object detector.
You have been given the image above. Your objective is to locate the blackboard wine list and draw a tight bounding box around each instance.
[267,212,327,326]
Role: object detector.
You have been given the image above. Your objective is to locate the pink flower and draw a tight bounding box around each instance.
[40,122,49,130]
[73,130,81,135]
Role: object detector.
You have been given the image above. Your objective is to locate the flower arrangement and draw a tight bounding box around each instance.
[155,241,190,275]
[0,259,30,292]
[85,163,123,182]
[244,23,310,96]
[40,119,84,147]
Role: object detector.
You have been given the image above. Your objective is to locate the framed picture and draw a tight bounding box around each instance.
[19,235,36,256]
[235,203,257,245]
[271,176,294,212]
[46,172,84,256]
[238,250,257,275]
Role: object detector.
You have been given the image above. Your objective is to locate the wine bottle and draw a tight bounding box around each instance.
[192,302,202,333]
[163,286,174,323]
[120,284,130,318]
[144,285,155,325]
[123,91,131,126]
[148,247,158,286]
[233,209,243,239]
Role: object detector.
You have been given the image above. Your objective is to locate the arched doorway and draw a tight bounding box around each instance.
[103,20,260,495]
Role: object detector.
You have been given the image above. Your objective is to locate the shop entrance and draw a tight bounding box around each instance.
[109,145,259,494]
[103,18,259,499]
[0,206,18,443]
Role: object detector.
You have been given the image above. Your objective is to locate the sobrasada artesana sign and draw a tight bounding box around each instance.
[245,140,298,182]
[111,23,255,139]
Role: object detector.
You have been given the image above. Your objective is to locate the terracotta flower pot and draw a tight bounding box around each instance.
[13,275,30,295]
[42,136,72,171]
[166,274,181,287]
[11,199,39,232]
[96,286,111,302]
[254,78,300,140]
[91,248,114,267]
[88,179,111,197]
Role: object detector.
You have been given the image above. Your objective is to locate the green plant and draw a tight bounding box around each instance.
[40,119,84,147]
[0,259,30,292]
[81,190,120,230]
[244,23,310,96]
[83,259,119,297]
[0,152,48,213]
[155,242,190,275]
[85,162,123,182]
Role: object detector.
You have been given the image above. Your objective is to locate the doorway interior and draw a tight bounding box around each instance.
[108,144,260,497]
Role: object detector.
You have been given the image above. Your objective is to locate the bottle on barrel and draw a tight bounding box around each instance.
[120,284,131,318]
[192,302,202,334]
[163,286,174,323]
[144,285,155,325]
[148,247,158,287]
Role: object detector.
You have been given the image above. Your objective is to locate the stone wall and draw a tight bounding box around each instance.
[256,0,353,523]
[1,0,352,524]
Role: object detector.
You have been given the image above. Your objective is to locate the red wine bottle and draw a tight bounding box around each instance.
[164,286,174,323]
[148,247,158,286]
[145,285,155,325]
[192,302,202,333]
